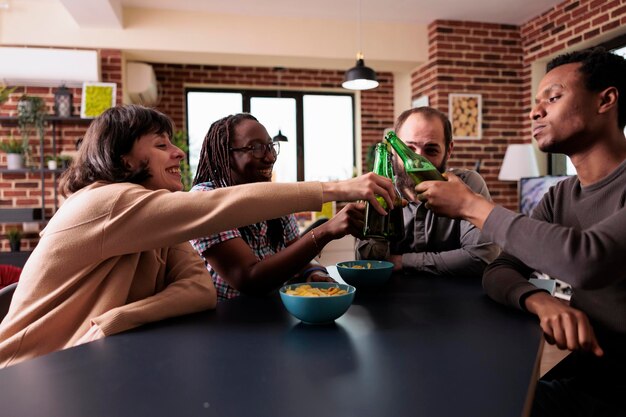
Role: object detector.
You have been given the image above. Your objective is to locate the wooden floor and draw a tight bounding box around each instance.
[539,340,570,377]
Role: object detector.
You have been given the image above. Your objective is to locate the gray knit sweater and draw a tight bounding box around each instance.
[482,159,626,344]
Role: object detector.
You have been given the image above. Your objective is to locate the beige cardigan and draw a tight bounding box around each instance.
[0,181,322,367]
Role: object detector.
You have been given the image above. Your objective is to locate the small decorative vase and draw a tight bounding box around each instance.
[9,240,21,252]
[6,153,24,170]
[47,159,58,170]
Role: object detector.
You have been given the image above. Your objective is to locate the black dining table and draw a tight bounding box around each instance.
[0,273,543,417]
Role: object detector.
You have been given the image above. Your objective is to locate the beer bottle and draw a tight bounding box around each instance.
[363,142,391,239]
[386,149,405,242]
[384,130,446,185]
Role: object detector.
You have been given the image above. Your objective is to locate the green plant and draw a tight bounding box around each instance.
[0,137,27,154]
[0,85,17,106]
[365,143,377,173]
[17,94,46,143]
[172,130,193,191]
[6,228,22,244]
[57,154,73,168]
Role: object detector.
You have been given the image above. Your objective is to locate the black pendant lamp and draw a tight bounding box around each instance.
[342,52,379,90]
[272,129,288,142]
[342,0,379,91]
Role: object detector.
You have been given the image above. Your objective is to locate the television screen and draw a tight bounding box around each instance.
[519,176,571,216]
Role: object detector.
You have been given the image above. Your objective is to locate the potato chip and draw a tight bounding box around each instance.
[284,284,347,297]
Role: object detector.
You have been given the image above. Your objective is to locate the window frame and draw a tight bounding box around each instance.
[184,87,356,182]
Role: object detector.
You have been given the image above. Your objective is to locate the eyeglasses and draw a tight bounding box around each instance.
[229,142,280,159]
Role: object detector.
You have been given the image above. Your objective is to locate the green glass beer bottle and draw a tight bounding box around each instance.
[384,130,446,185]
[386,149,405,242]
[363,142,391,239]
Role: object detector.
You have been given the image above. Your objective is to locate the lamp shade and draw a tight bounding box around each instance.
[342,58,379,90]
[272,129,288,142]
[498,144,540,181]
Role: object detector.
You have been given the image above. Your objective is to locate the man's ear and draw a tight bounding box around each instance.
[446,141,454,160]
[598,86,618,115]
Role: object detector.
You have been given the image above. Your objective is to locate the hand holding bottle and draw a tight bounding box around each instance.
[321,172,395,215]
[385,130,446,184]
[415,172,495,229]
[315,202,366,240]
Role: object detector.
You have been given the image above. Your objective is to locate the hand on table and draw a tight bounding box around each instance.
[524,291,604,356]
[306,272,336,283]
[387,254,402,272]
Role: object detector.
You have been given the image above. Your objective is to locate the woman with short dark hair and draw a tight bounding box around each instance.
[0,105,395,367]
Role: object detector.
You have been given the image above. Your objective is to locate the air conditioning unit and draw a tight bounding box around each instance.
[0,47,100,87]
[127,62,159,106]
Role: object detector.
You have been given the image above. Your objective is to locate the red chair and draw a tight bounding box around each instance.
[0,264,21,289]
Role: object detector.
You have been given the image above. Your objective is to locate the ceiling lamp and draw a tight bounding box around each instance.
[342,52,379,90]
[342,0,379,91]
[272,129,288,142]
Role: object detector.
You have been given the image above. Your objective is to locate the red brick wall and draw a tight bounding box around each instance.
[411,21,524,209]
[151,64,394,171]
[0,49,122,251]
[412,0,626,210]
[520,0,626,132]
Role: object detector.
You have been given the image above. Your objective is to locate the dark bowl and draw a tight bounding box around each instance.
[336,260,393,288]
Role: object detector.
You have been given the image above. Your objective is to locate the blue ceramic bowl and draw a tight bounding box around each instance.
[279,282,356,324]
[336,260,394,288]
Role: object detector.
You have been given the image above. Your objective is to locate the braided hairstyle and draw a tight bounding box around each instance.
[193,113,285,249]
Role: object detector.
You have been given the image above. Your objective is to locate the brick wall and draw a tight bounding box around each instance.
[152,64,394,171]
[520,0,626,132]
[0,49,122,251]
[411,21,524,209]
[412,0,626,210]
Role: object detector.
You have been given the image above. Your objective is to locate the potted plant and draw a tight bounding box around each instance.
[45,155,58,170]
[6,228,22,252]
[17,94,46,166]
[57,154,73,169]
[0,136,28,169]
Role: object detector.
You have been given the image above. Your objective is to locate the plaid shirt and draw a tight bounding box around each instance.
[189,181,299,302]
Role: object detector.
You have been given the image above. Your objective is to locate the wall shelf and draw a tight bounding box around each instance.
[0,208,43,222]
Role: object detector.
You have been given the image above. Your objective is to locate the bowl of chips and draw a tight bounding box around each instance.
[279,282,356,324]
[336,260,394,288]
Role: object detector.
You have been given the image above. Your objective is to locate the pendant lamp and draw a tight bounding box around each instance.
[342,0,379,91]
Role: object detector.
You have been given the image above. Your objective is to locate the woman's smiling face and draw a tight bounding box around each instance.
[123,132,185,192]
[229,119,277,185]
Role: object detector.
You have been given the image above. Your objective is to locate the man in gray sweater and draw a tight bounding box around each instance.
[416,48,626,416]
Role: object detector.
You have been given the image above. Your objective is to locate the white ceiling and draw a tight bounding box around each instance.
[119,0,560,26]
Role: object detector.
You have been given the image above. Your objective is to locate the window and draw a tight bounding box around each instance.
[187,92,242,175]
[185,89,355,182]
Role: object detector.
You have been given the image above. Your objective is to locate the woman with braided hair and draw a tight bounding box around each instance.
[191,113,366,301]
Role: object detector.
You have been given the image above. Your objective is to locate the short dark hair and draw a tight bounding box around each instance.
[59,105,174,196]
[547,47,626,130]
[394,106,453,148]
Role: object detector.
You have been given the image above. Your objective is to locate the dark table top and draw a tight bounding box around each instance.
[0,274,542,417]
